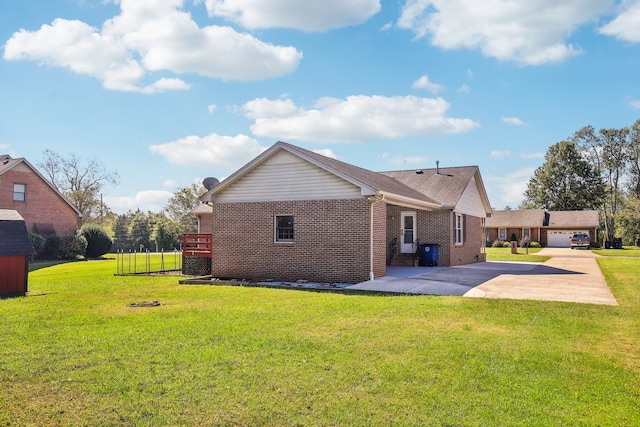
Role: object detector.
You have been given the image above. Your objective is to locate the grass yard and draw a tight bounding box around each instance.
[485,246,550,263]
[1,256,639,426]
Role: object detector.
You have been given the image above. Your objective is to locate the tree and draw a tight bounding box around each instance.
[37,150,119,225]
[573,125,630,241]
[616,194,640,245]
[151,217,181,251]
[128,210,153,251]
[165,183,206,234]
[81,224,113,258]
[627,119,640,196]
[523,140,604,211]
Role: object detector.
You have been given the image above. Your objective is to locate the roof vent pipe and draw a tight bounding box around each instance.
[436,160,440,174]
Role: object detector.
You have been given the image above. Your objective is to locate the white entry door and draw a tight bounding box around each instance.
[400,211,417,253]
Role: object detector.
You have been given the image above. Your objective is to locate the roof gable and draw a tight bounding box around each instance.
[201,141,490,214]
[0,155,82,217]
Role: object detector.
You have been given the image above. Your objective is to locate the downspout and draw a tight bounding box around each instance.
[367,194,385,281]
[370,202,375,281]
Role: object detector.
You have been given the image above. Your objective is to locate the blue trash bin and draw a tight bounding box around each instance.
[419,244,439,266]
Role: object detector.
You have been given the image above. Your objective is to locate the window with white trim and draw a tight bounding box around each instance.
[498,228,506,240]
[13,183,26,201]
[275,215,294,243]
[523,228,531,240]
[455,213,464,245]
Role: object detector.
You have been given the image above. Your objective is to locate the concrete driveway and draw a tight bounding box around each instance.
[346,248,618,305]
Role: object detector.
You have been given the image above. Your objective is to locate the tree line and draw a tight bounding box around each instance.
[522,119,640,244]
[35,150,205,255]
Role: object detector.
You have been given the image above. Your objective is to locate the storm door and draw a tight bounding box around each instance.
[400,211,417,253]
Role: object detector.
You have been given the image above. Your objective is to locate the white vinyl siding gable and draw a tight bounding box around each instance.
[215,150,362,203]
[454,176,487,218]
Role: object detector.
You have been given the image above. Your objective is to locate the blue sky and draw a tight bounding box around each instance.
[2,0,640,214]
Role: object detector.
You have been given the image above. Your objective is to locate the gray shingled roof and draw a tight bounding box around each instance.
[380,166,481,207]
[486,209,600,228]
[547,210,600,227]
[486,209,547,227]
[0,209,36,256]
[202,141,489,211]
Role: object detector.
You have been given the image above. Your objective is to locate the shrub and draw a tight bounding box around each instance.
[44,234,62,259]
[491,240,504,248]
[529,241,541,248]
[590,241,601,248]
[29,232,45,256]
[510,233,518,242]
[502,241,511,248]
[60,234,88,259]
[519,237,531,247]
[81,224,113,258]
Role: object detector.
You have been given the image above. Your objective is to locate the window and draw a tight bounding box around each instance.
[275,215,294,242]
[498,228,506,240]
[13,183,26,201]
[454,213,464,245]
[523,228,531,240]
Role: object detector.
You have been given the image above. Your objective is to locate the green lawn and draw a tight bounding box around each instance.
[485,246,551,263]
[1,256,639,426]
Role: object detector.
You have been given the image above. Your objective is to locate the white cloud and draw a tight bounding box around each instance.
[207,104,217,113]
[490,150,511,160]
[163,179,180,188]
[485,166,536,208]
[458,84,471,94]
[3,0,302,92]
[0,143,9,151]
[501,116,525,126]
[104,189,173,214]
[203,0,381,31]
[397,0,612,65]
[149,133,267,169]
[313,149,338,159]
[599,1,640,42]
[412,74,444,93]
[242,95,479,143]
[629,99,640,109]
[381,152,429,166]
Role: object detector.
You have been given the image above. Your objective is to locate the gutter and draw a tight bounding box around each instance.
[366,194,385,281]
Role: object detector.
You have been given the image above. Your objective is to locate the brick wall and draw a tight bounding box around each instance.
[386,206,485,266]
[197,214,214,234]
[449,214,486,265]
[0,170,79,235]
[211,198,381,284]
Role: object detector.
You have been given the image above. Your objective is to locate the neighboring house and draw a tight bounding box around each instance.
[197,141,492,284]
[0,154,81,236]
[485,209,600,247]
[0,209,36,297]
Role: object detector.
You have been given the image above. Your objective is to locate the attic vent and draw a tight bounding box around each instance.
[203,177,219,190]
[415,170,424,175]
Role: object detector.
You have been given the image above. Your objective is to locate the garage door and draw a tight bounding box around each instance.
[547,230,587,247]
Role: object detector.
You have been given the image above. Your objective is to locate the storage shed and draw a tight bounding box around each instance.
[0,209,36,297]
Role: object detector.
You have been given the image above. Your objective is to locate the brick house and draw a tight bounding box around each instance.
[197,141,492,284]
[0,154,81,236]
[485,209,600,247]
[0,209,36,297]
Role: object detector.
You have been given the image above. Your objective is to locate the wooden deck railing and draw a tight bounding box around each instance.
[182,233,212,257]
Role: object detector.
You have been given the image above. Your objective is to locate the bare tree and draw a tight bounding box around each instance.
[37,150,119,225]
